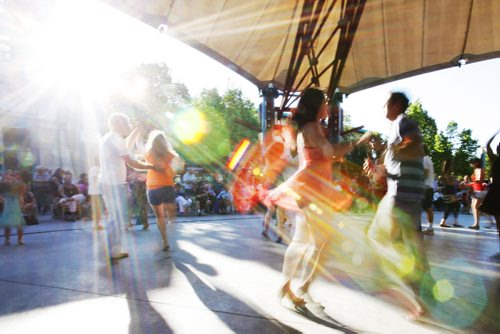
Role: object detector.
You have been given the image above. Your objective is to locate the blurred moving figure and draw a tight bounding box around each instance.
[99,113,155,264]
[360,92,430,319]
[479,131,500,257]
[265,88,354,311]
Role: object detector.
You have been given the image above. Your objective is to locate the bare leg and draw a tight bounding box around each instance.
[17,228,23,245]
[297,209,333,298]
[426,208,434,228]
[151,204,168,249]
[281,212,310,303]
[4,227,11,245]
[164,203,177,223]
[470,197,482,228]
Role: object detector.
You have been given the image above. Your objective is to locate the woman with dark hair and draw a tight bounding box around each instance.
[145,130,183,252]
[469,158,487,229]
[480,131,500,257]
[266,88,355,311]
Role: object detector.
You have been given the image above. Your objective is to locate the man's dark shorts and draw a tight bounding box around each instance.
[422,187,434,210]
[147,186,176,206]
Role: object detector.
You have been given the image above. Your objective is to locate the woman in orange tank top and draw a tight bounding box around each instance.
[145,130,181,252]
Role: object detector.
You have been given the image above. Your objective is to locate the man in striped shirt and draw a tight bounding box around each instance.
[362,92,430,318]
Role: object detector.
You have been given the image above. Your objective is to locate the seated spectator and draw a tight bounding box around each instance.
[176,193,193,214]
[49,168,65,219]
[194,182,216,215]
[58,171,86,221]
[21,184,39,225]
[77,173,91,218]
[216,186,234,214]
[77,173,89,201]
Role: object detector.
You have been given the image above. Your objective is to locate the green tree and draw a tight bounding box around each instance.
[117,63,191,130]
[221,88,260,145]
[194,88,259,146]
[452,128,480,177]
[433,130,454,173]
[445,121,460,152]
[406,101,438,162]
[177,87,260,167]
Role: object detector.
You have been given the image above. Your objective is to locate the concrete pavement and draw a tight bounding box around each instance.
[0,212,498,333]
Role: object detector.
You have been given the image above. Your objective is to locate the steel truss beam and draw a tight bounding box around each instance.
[279,0,366,110]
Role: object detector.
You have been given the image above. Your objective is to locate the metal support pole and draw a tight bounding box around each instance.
[260,83,279,133]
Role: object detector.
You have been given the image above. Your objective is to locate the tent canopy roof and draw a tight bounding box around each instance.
[104,0,500,94]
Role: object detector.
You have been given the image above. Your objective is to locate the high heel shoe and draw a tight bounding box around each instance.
[468,225,479,230]
[297,288,325,310]
[279,285,307,313]
[261,230,270,240]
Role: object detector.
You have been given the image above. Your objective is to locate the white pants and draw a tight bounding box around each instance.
[176,196,192,213]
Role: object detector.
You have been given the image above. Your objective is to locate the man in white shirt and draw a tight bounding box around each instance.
[422,152,435,235]
[99,113,155,264]
[182,169,197,195]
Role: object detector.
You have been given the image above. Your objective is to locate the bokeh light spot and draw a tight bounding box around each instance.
[252,168,261,176]
[172,109,207,144]
[398,255,415,276]
[433,279,455,302]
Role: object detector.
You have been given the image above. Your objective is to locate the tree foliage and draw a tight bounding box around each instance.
[453,129,480,176]
[406,101,438,156]
[406,102,480,177]
[118,63,259,168]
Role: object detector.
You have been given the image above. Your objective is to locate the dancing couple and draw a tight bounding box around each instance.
[100,113,182,264]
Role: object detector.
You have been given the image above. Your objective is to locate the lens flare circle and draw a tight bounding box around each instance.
[172,109,207,144]
[433,279,455,302]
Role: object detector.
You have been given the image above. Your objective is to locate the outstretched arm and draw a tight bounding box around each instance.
[486,130,499,161]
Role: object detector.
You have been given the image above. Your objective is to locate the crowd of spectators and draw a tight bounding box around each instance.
[128,167,234,222]
[0,164,235,228]
[2,159,491,225]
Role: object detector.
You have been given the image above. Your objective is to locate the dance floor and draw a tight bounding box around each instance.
[0,213,498,333]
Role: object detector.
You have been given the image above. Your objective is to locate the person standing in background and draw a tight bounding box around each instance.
[88,159,105,231]
[422,151,435,235]
[468,158,487,230]
[479,131,500,258]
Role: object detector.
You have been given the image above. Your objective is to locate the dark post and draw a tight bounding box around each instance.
[328,90,343,144]
[260,83,280,133]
